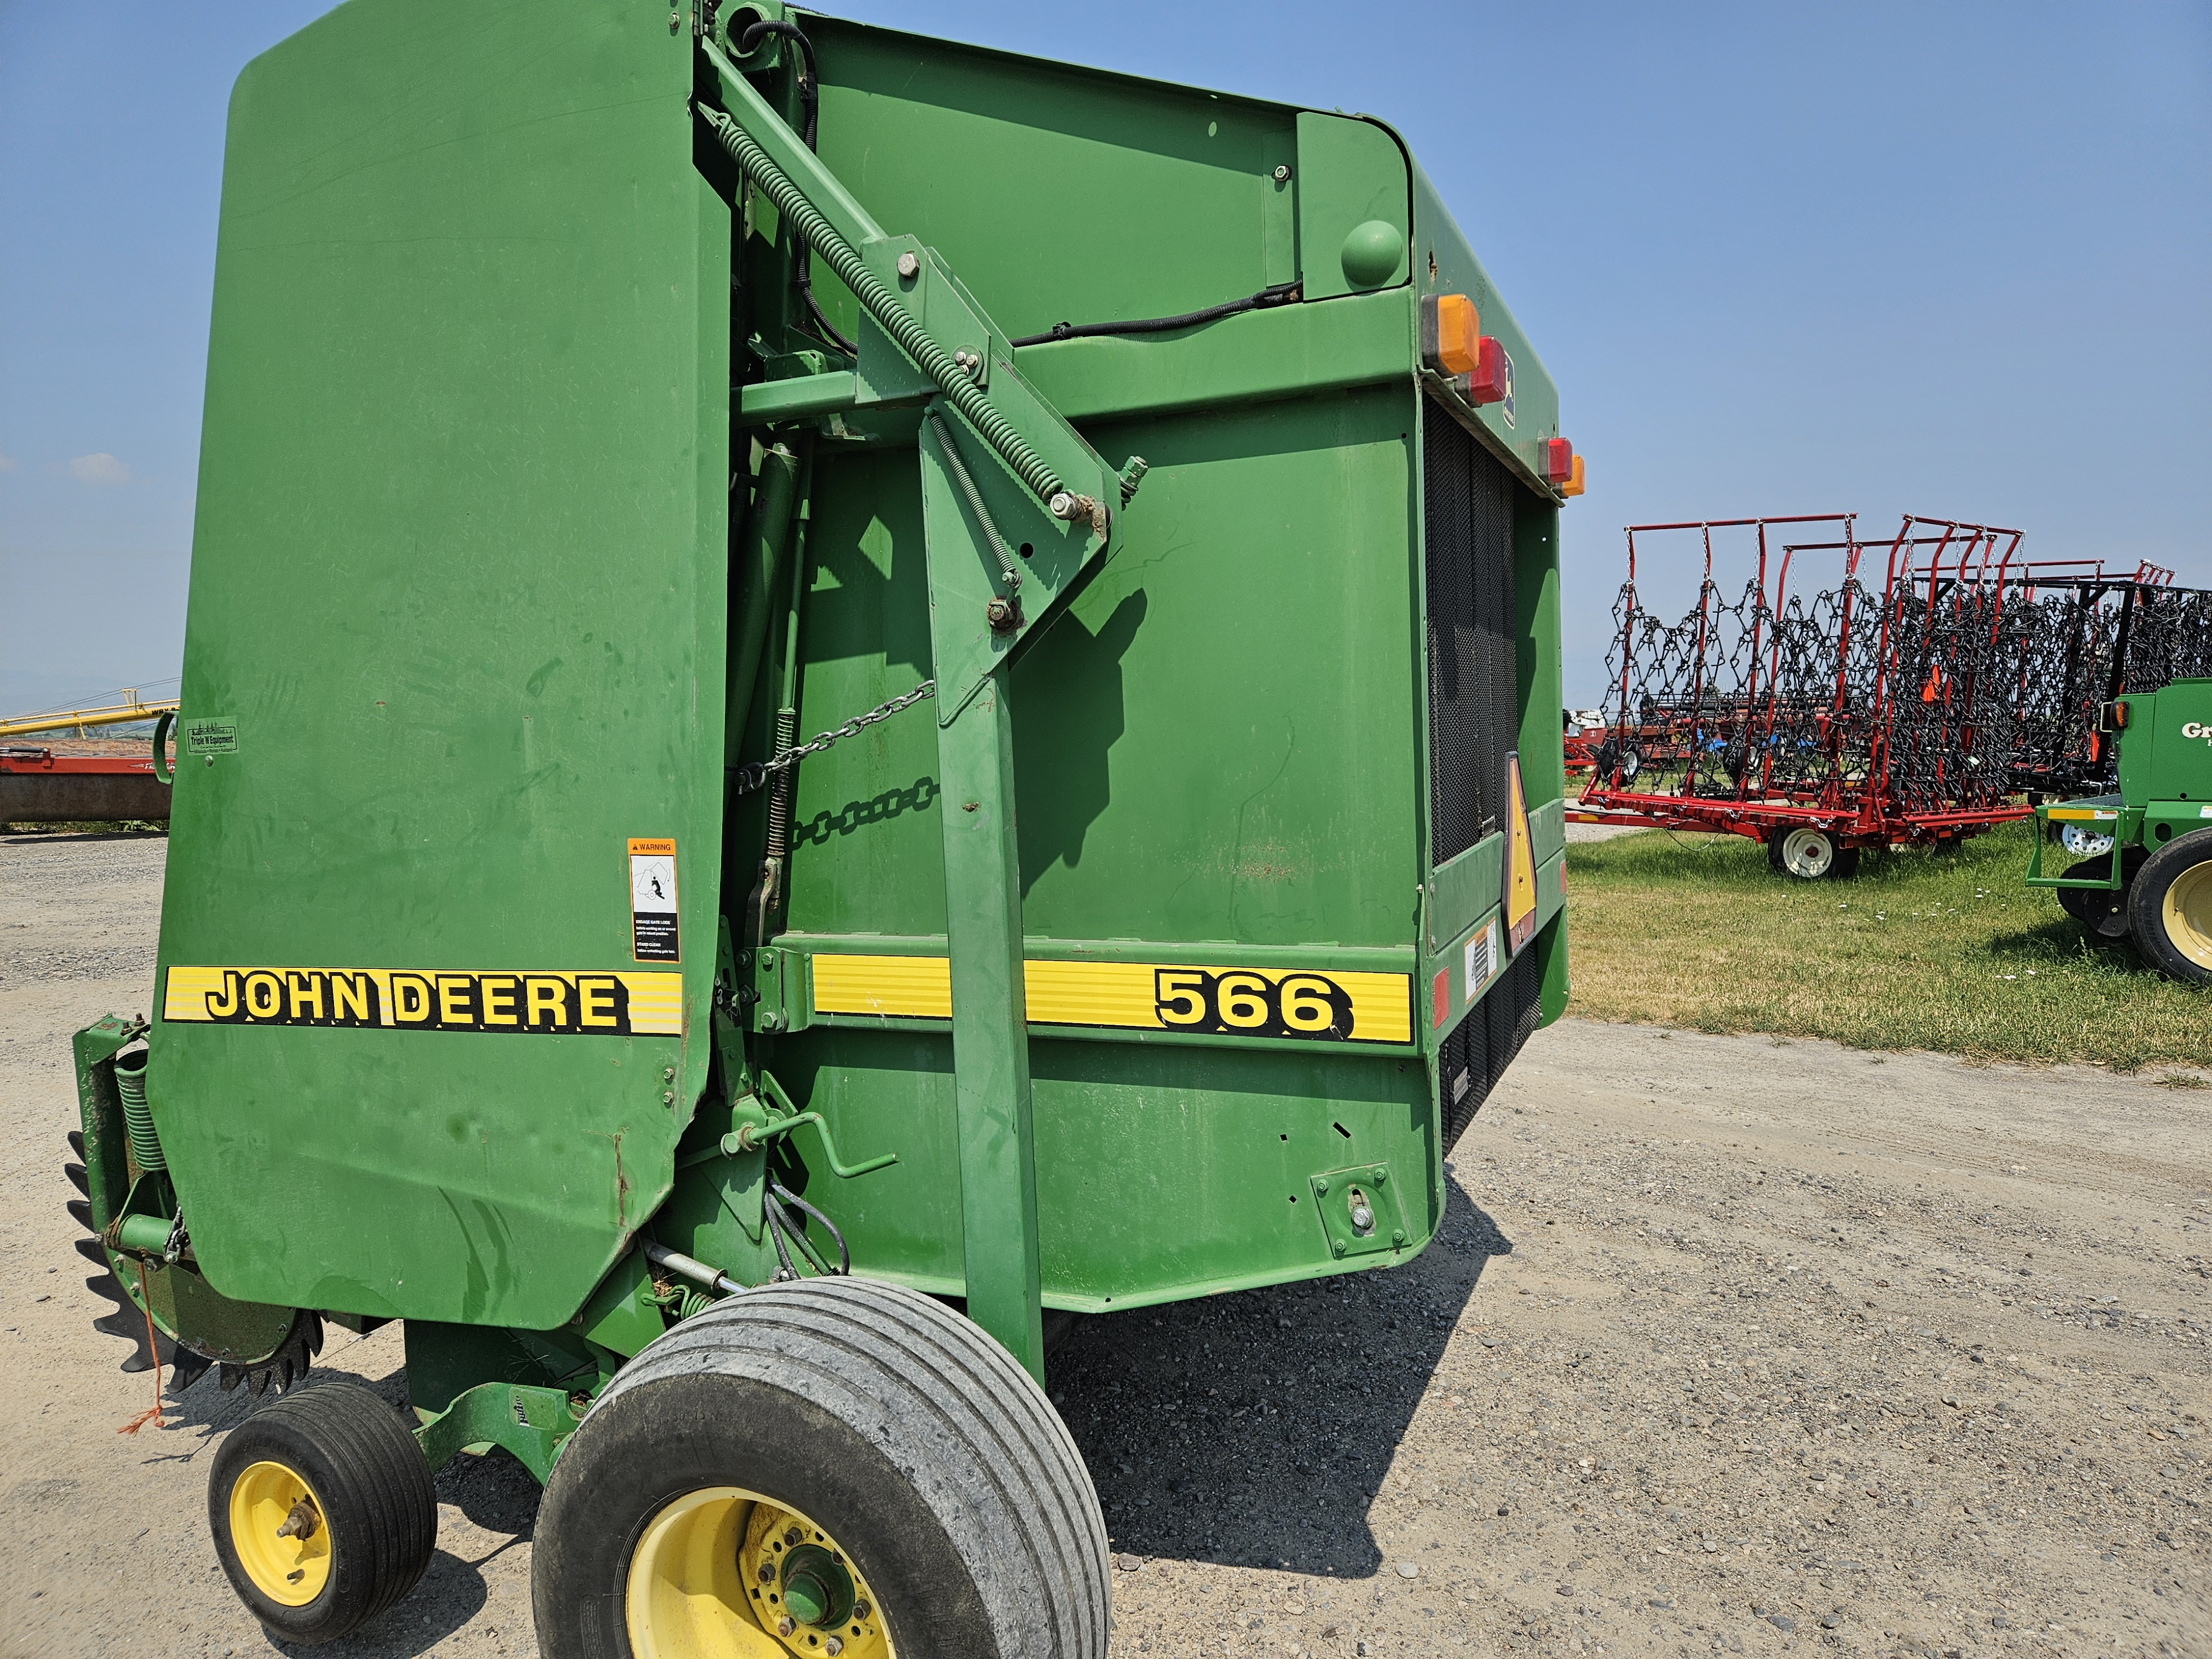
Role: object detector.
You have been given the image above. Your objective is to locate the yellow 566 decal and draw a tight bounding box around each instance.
[811,956,1411,1045]
[163,967,684,1037]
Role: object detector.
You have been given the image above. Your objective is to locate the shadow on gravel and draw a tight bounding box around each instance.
[1055,1181,1512,1578]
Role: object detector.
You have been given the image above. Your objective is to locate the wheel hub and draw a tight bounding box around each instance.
[780,1542,856,1630]
[228,1459,332,1606]
[625,1488,889,1659]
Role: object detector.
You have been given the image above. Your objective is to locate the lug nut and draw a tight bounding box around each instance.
[984,597,1019,633]
[825,1641,844,1656]
[853,1599,870,1620]
[776,1615,796,1636]
[896,251,920,280]
[757,1561,775,1583]
[784,1526,804,1547]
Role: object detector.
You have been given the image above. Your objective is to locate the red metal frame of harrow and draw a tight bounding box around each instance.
[0,747,161,777]
[1574,515,2064,849]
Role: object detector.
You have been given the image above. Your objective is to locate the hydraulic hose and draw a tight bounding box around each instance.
[696,105,1065,508]
[732,19,858,357]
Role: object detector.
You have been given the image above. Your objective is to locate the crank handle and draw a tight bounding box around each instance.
[721,1071,898,1178]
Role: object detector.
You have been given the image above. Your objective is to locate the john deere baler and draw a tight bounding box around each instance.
[67,4,1580,1651]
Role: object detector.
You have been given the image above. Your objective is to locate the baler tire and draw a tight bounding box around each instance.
[2126,828,2212,985]
[206,1379,436,1645]
[534,1276,1109,1659]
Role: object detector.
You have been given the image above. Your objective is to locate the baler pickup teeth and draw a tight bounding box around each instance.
[63,1161,87,1197]
[67,1163,195,1390]
[66,1129,84,1161]
[216,1312,324,1398]
[170,1349,214,1394]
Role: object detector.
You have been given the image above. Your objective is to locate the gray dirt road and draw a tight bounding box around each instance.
[3,832,2208,1659]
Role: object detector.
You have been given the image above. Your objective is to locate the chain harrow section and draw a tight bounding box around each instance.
[1585,515,2211,847]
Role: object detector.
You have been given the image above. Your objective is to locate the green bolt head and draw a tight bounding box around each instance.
[1370,1166,1387,1185]
[1391,1229,1406,1246]
[1314,1177,1329,1195]
[1332,1239,1347,1258]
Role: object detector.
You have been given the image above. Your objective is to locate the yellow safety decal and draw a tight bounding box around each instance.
[811,955,1413,1045]
[1503,753,1539,952]
[162,967,684,1036]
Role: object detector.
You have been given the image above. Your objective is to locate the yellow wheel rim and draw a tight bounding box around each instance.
[625,1488,892,1659]
[2163,862,2212,971]
[228,1459,332,1606]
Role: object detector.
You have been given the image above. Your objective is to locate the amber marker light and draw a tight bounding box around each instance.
[1421,293,1480,377]
[1561,454,1586,498]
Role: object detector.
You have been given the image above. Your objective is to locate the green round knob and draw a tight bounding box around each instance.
[1339,219,1404,289]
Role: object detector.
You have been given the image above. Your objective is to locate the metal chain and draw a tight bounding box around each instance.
[731,681,936,797]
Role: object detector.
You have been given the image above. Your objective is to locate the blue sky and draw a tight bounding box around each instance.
[3,1,2206,715]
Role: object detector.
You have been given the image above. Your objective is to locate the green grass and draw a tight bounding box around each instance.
[1563,820,2211,1071]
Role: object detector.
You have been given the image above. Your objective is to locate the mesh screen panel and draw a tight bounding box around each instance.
[1438,946,1542,1154]
[1423,404,1518,867]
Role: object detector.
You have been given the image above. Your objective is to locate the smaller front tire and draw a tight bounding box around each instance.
[2127,828,2212,985]
[207,1380,437,1645]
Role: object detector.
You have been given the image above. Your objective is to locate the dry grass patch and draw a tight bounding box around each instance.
[1563,820,2211,1071]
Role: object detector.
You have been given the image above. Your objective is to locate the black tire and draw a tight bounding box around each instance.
[1829,844,1862,880]
[207,1379,436,1645]
[2057,849,2146,938]
[534,1276,1109,1659]
[2127,828,2212,985]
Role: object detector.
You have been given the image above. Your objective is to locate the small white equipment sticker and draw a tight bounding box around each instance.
[628,838,679,963]
[1464,919,1499,999]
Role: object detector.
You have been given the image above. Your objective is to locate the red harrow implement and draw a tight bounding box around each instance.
[1574,515,2074,877]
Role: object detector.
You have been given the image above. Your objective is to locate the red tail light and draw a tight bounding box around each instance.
[1466,336,1509,405]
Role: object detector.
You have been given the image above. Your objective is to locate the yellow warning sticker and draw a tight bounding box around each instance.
[1503,753,1538,952]
[162,967,684,1037]
[811,956,1412,1045]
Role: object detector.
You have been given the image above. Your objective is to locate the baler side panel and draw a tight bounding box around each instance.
[151,0,729,1330]
[802,15,1297,349]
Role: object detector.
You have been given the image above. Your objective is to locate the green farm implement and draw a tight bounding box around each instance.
[2030,677,2212,983]
[68,3,1577,1651]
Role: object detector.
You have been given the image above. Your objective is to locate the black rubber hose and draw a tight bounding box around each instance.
[770,1180,851,1275]
[735,19,859,357]
[763,1198,801,1281]
[765,1190,836,1277]
[1010,280,1301,349]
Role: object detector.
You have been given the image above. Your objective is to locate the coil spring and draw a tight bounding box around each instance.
[698,106,1064,507]
[114,1051,163,1175]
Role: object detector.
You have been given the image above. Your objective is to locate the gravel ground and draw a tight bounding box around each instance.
[3,832,2208,1659]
